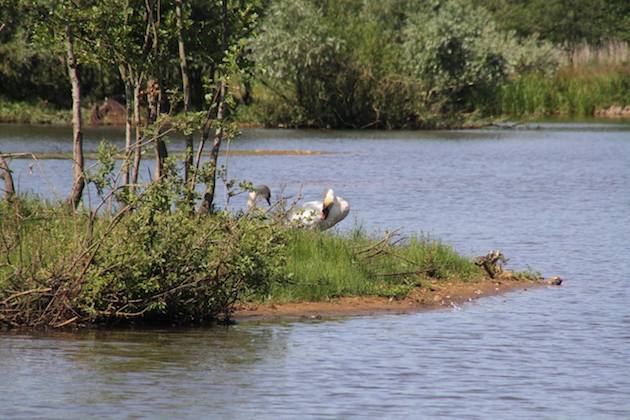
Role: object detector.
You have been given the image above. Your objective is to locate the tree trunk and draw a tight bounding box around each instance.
[198,0,229,214]
[147,79,167,180]
[198,83,226,215]
[176,0,194,185]
[119,64,133,186]
[131,79,143,185]
[65,25,85,209]
[0,154,15,202]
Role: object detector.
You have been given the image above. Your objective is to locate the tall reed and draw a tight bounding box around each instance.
[493,64,630,117]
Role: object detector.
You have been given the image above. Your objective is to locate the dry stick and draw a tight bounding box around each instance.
[52,316,78,328]
[131,79,143,185]
[1,288,52,306]
[198,0,229,214]
[191,86,222,188]
[119,65,133,186]
[0,153,15,201]
[356,229,402,254]
[377,270,425,278]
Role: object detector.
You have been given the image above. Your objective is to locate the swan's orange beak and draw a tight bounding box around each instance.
[322,202,332,220]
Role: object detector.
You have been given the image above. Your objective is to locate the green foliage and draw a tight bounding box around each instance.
[85,141,117,197]
[82,200,287,324]
[252,0,349,127]
[265,229,484,303]
[402,1,512,113]
[249,0,559,128]
[0,97,71,124]
[476,0,628,52]
[494,65,630,117]
[0,173,287,327]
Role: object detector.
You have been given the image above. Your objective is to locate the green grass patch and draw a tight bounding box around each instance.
[0,97,72,125]
[265,228,484,303]
[494,64,630,117]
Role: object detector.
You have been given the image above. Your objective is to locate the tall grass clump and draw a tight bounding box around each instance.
[496,64,630,117]
[267,228,484,303]
[0,97,71,124]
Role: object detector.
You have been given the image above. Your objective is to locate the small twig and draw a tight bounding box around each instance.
[52,316,78,328]
[356,229,402,254]
[377,270,424,278]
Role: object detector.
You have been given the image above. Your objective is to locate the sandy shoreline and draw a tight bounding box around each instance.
[234,275,544,322]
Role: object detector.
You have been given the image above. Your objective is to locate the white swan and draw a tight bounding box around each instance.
[289,188,350,230]
[247,185,271,210]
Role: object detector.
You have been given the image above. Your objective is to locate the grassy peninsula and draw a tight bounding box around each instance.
[0,192,540,329]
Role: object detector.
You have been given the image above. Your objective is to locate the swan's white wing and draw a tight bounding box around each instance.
[289,200,323,227]
[301,201,323,211]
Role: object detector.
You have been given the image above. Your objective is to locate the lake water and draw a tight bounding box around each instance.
[1,122,629,418]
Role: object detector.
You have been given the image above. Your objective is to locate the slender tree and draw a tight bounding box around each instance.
[175,0,193,184]
[198,0,229,214]
[65,23,85,209]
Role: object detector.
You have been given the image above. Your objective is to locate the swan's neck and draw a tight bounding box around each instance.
[247,191,256,209]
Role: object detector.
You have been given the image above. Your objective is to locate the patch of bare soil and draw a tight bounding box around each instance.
[234,273,549,322]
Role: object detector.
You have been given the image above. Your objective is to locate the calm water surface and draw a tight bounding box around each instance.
[1,122,629,418]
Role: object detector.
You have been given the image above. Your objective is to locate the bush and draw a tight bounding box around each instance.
[0,177,287,328]
[249,0,558,128]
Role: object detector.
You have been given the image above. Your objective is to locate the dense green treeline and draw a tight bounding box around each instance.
[475,0,630,53]
[0,0,263,108]
[1,0,629,127]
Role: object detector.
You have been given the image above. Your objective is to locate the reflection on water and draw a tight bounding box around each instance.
[1,122,630,418]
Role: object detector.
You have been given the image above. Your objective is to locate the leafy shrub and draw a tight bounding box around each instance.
[82,204,287,324]
[402,0,513,113]
[0,172,287,328]
[250,0,559,128]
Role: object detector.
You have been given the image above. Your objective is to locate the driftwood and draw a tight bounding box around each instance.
[474,250,506,279]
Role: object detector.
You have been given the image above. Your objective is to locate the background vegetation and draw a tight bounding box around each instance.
[1,0,629,127]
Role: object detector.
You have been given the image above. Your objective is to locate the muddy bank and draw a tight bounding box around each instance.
[234,274,552,322]
[594,105,630,118]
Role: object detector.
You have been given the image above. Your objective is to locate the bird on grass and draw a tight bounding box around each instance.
[289,188,350,231]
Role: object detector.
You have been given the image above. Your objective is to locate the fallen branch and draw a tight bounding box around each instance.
[52,316,78,328]
[1,288,52,305]
[474,250,506,279]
